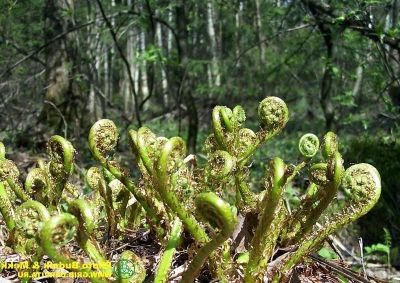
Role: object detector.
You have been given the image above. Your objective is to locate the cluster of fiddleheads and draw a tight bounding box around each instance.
[0,97,381,283]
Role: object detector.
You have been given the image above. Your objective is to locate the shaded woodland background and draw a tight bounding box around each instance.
[1,0,400,273]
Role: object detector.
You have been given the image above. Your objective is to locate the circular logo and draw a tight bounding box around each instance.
[113,259,136,279]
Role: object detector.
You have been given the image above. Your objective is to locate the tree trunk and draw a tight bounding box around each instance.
[122,0,137,117]
[352,64,363,99]
[109,0,115,99]
[104,47,112,102]
[42,0,81,135]
[235,2,243,63]
[167,7,174,54]
[176,3,198,153]
[319,27,335,130]
[305,2,336,130]
[207,0,221,88]
[255,0,266,65]
[156,10,169,108]
[44,0,71,105]
[88,2,102,121]
[139,30,149,111]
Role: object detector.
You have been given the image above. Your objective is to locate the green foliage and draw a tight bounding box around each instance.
[318,247,339,260]
[0,97,381,282]
[365,243,390,255]
[363,228,392,266]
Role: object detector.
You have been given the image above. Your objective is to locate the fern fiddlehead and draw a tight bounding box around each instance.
[0,158,30,202]
[128,127,170,224]
[86,167,118,235]
[210,97,289,210]
[40,213,107,283]
[128,127,164,175]
[212,106,234,151]
[46,135,75,205]
[298,133,320,158]
[209,107,251,207]
[245,157,288,282]
[14,200,50,282]
[15,200,50,238]
[86,167,107,205]
[25,168,48,203]
[181,192,237,282]
[40,213,79,263]
[303,152,343,224]
[283,133,344,246]
[14,200,50,254]
[89,119,163,229]
[273,163,381,282]
[257,96,289,142]
[67,199,110,274]
[284,133,320,185]
[155,136,209,243]
[206,150,236,182]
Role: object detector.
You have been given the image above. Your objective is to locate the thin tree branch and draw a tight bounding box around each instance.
[234,24,313,66]
[0,35,45,66]
[0,21,94,78]
[95,0,142,127]
[265,27,316,78]
[44,100,68,138]
[125,9,181,57]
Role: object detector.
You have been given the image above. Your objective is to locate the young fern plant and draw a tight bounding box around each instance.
[39,213,108,283]
[14,200,50,256]
[13,200,50,283]
[153,136,210,244]
[85,167,119,236]
[272,163,381,282]
[88,119,167,235]
[0,157,30,202]
[181,192,237,283]
[207,97,289,212]
[25,167,49,204]
[282,132,344,246]
[0,96,382,283]
[46,135,76,205]
[130,127,239,281]
[0,136,113,282]
[67,199,109,272]
[129,127,209,243]
[245,158,289,282]
[12,135,78,207]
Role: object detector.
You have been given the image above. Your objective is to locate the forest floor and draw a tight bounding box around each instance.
[1,220,399,282]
